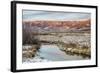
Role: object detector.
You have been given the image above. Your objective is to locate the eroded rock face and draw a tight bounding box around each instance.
[23,19,91,33]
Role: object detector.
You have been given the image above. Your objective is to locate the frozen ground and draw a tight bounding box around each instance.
[22,51,51,63]
[22,45,88,63]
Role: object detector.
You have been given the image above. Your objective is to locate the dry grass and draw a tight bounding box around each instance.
[22,45,40,58]
[57,42,91,58]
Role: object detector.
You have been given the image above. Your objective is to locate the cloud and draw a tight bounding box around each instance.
[23,10,91,21]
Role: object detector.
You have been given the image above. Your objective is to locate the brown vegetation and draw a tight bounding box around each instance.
[57,42,91,58]
[22,45,40,58]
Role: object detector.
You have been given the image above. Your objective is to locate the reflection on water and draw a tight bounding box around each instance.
[23,45,89,63]
[38,45,88,61]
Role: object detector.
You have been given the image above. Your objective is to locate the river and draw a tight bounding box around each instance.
[38,45,86,61]
[23,45,88,63]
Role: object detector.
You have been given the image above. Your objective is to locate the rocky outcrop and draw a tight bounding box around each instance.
[23,19,91,32]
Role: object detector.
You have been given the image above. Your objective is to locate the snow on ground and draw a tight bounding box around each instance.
[22,51,51,63]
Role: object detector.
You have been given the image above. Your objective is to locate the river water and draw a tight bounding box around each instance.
[23,45,88,63]
[38,45,86,61]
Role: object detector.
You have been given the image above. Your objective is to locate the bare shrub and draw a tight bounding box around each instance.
[66,42,77,48]
[22,24,40,45]
[81,45,89,49]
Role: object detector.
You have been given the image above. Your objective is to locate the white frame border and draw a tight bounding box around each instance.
[16,3,96,70]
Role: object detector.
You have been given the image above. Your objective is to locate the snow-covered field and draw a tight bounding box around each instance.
[37,33,90,46]
[22,51,51,63]
[22,32,90,63]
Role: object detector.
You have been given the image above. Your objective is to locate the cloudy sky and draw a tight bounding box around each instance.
[23,10,91,21]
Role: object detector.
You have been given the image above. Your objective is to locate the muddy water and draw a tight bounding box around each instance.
[38,45,87,61]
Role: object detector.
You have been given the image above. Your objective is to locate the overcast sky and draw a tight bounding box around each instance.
[23,10,91,21]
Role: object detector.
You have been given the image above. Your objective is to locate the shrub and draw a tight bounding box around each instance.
[81,45,89,49]
[22,24,40,45]
[67,42,77,48]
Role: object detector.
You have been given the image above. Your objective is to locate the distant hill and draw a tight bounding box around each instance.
[23,19,91,33]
